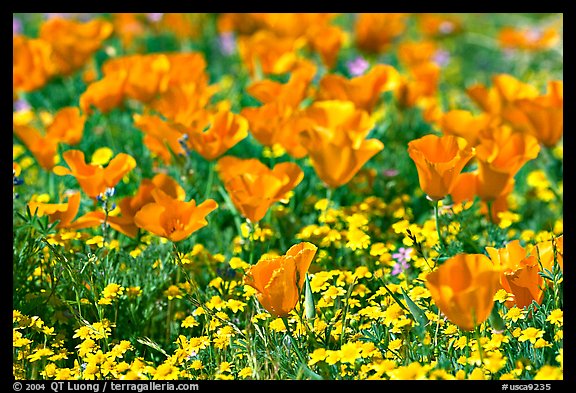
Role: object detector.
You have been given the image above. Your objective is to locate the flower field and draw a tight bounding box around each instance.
[13,13,563,381]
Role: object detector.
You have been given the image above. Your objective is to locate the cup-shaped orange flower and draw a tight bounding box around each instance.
[45,107,86,145]
[354,13,407,54]
[241,102,308,159]
[79,69,128,115]
[317,64,400,113]
[508,80,563,147]
[486,240,544,309]
[244,242,318,318]
[185,110,248,161]
[13,35,56,93]
[475,126,540,201]
[237,30,304,76]
[533,235,563,273]
[39,17,113,76]
[133,114,187,164]
[467,74,539,115]
[28,191,81,229]
[407,134,475,201]
[53,149,137,198]
[216,156,304,223]
[425,253,500,331]
[305,24,345,69]
[13,124,60,170]
[133,189,218,242]
[499,26,560,51]
[299,100,383,188]
[439,110,496,147]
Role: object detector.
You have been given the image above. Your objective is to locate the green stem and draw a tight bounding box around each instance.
[204,161,215,200]
[434,199,445,249]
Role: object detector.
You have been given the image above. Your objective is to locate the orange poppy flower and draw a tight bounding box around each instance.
[237,30,305,76]
[299,100,383,188]
[438,110,496,147]
[80,69,128,115]
[475,126,540,201]
[185,110,249,161]
[28,191,81,229]
[216,156,303,223]
[246,60,316,110]
[53,149,137,198]
[486,240,544,309]
[317,64,400,113]
[133,188,218,242]
[111,13,146,50]
[13,124,60,170]
[13,35,56,93]
[394,61,441,110]
[133,114,188,164]
[425,253,500,331]
[499,26,560,51]
[70,173,188,239]
[407,134,475,201]
[450,171,513,223]
[467,74,540,115]
[241,103,308,159]
[533,235,563,273]
[45,107,85,145]
[397,40,438,68]
[416,13,462,37]
[305,24,345,69]
[506,80,563,147]
[39,17,113,76]
[355,13,407,54]
[244,242,318,318]
[102,54,171,104]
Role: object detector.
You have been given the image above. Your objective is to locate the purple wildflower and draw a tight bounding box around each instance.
[391,247,413,276]
[218,32,236,56]
[346,56,369,77]
[13,17,22,35]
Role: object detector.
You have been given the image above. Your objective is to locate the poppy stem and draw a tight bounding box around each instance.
[434,199,445,250]
[204,161,215,199]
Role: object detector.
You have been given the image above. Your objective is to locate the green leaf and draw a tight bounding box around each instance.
[401,287,429,328]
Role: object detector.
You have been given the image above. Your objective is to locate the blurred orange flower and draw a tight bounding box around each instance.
[39,17,112,76]
[486,240,544,309]
[299,100,382,188]
[244,242,318,318]
[70,173,187,239]
[133,189,218,242]
[133,113,188,164]
[467,74,539,115]
[394,61,441,110]
[450,171,513,223]
[425,253,500,331]
[186,110,248,161]
[317,64,400,113]
[499,26,560,51]
[80,70,128,114]
[216,156,303,223]
[28,191,82,229]
[246,60,316,110]
[407,134,474,201]
[397,40,438,68]
[416,13,462,37]
[45,107,86,145]
[438,109,496,147]
[533,235,563,273]
[355,13,407,54]
[13,36,56,93]
[53,149,137,198]
[13,124,60,170]
[474,126,540,201]
[505,80,563,147]
[238,30,305,76]
[305,24,345,69]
